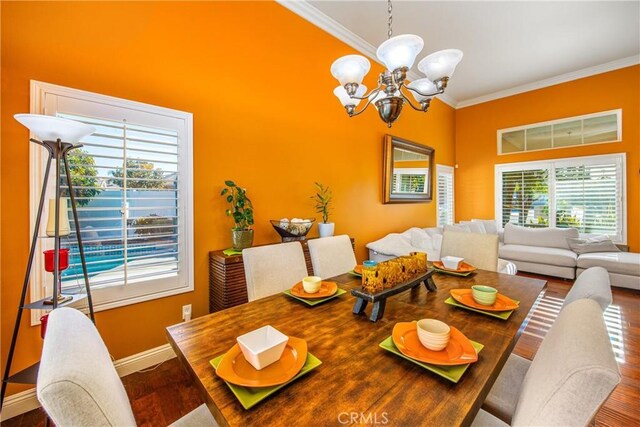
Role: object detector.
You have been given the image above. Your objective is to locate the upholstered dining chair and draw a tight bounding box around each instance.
[242,241,308,301]
[440,231,500,271]
[307,235,357,279]
[473,298,620,426]
[37,307,217,427]
[563,266,612,311]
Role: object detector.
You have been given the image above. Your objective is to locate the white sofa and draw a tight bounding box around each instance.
[499,223,640,290]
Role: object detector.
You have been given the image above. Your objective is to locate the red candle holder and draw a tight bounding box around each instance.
[43,248,69,272]
[40,314,49,339]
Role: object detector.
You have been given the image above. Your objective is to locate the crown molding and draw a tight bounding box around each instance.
[276,0,458,108]
[457,55,640,109]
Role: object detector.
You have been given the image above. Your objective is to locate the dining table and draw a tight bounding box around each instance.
[166,269,547,427]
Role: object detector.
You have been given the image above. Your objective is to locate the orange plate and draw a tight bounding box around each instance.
[354,265,363,275]
[291,281,338,299]
[215,336,307,387]
[450,289,519,312]
[392,322,478,366]
[433,261,477,273]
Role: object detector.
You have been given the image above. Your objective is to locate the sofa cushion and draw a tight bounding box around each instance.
[409,228,433,251]
[445,223,471,233]
[500,244,577,267]
[472,219,498,235]
[567,236,620,254]
[577,252,640,276]
[503,223,579,250]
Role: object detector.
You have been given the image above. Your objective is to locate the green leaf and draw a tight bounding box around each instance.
[220,188,228,196]
[224,180,236,187]
[225,209,232,216]
[226,195,233,203]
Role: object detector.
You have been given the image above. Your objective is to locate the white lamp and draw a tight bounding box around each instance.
[14,114,95,143]
[407,78,438,102]
[330,55,371,86]
[334,85,368,107]
[376,34,424,71]
[417,49,464,83]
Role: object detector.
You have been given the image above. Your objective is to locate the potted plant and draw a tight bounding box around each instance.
[220,180,254,250]
[311,182,334,237]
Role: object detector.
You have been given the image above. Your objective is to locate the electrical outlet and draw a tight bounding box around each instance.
[182,304,192,322]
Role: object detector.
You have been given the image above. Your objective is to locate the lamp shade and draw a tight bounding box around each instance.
[376,34,424,72]
[333,85,368,107]
[407,78,438,102]
[330,55,371,85]
[46,198,71,237]
[14,114,95,143]
[417,49,463,82]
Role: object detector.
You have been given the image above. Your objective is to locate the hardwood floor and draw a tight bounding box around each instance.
[2,274,638,426]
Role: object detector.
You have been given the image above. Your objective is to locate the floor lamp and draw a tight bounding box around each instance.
[1,114,97,408]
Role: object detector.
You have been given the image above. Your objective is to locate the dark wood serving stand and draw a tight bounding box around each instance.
[351,269,437,322]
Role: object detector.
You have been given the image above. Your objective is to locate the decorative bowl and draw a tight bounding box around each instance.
[236,325,289,371]
[441,256,464,270]
[270,218,316,242]
[416,319,451,351]
[471,285,498,306]
[302,276,322,293]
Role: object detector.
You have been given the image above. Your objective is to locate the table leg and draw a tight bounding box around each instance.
[369,299,387,322]
[352,297,368,315]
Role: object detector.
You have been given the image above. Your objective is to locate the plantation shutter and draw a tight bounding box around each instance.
[58,113,180,289]
[436,165,454,227]
[500,168,550,228]
[554,161,621,236]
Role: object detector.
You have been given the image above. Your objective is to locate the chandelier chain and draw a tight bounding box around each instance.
[387,0,393,39]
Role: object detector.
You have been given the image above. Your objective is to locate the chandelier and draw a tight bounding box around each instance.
[331,0,463,127]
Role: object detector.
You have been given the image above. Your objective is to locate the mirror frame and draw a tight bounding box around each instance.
[383,135,435,204]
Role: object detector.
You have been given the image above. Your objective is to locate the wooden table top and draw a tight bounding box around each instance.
[166,270,546,427]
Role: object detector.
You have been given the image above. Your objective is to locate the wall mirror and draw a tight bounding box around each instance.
[383,135,434,204]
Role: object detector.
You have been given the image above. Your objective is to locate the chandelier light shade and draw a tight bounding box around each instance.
[330,0,463,127]
[14,114,96,143]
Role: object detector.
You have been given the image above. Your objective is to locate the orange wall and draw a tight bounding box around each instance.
[1,1,455,395]
[455,66,640,250]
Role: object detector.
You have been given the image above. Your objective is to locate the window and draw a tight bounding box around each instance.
[436,165,454,227]
[498,110,621,154]
[495,154,626,243]
[30,81,194,317]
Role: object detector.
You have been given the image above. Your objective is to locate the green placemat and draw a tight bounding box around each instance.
[379,336,483,384]
[210,352,322,409]
[222,248,243,256]
[445,297,518,320]
[282,288,347,306]
[348,270,362,277]
[433,267,474,277]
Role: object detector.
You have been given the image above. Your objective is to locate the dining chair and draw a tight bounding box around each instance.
[475,298,620,426]
[37,307,217,427]
[242,241,308,301]
[440,231,500,271]
[563,266,612,311]
[307,235,357,279]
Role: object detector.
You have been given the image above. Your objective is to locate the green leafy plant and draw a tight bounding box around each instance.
[109,159,169,189]
[311,182,332,224]
[61,149,102,207]
[220,180,254,230]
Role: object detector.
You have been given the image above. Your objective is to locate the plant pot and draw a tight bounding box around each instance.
[232,229,254,250]
[318,222,335,238]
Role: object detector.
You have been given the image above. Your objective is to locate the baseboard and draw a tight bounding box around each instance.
[0,343,176,421]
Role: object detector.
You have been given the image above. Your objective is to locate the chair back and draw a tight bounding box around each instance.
[243,241,308,301]
[563,266,612,311]
[440,231,499,271]
[307,235,357,279]
[512,299,620,426]
[37,307,136,426]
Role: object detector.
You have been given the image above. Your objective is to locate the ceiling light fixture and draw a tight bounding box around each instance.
[331,0,463,127]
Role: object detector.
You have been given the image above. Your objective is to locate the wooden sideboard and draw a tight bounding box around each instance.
[209,238,355,313]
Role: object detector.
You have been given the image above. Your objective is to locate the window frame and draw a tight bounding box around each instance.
[497,109,622,155]
[494,153,627,244]
[436,164,455,227]
[29,81,194,325]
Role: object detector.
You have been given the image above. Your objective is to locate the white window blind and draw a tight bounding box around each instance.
[436,165,454,227]
[31,81,194,314]
[495,154,626,242]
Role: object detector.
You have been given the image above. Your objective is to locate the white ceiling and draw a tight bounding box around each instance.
[281,1,640,107]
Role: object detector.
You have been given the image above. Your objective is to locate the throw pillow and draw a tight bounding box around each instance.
[467,221,486,234]
[567,236,621,254]
[409,228,433,250]
[471,219,498,235]
[444,224,471,233]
